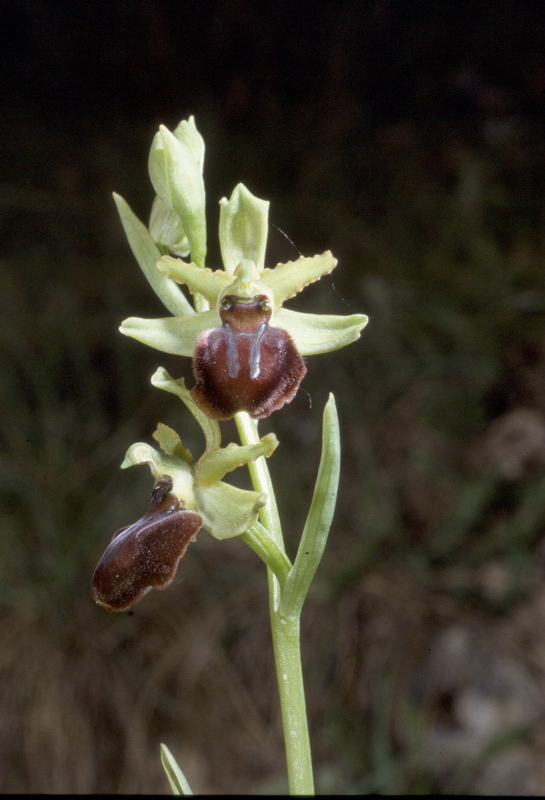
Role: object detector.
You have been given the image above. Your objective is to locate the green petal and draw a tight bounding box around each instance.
[119,309,219,356]
[121,442,196,508]
[196,481,265,539]
[172,115,205,173]
[151,369,221,453]
[260,251,337,305]
[149,195,190,258]
[148,126,206,267]
[219,183,269,273]
[196,433,278,487]
[274,307,369,355]
[113,193,194,317]
[153,423,193,464]
[158,256,231,305]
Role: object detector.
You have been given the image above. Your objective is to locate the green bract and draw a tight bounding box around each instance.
[148,116,207,268]
[122,369,278,539]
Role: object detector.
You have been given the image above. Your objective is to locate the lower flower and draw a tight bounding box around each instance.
[91,478,202,612]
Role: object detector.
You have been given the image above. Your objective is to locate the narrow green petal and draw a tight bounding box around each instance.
[274,307,368,355]
[172,115,205,173]
[158,256,231,305]
[113,193,194,317]
[151,369,221,453]
[153,423,193,464]
[196,433,278,487]
[119,309,219,356]
[260,251,337,305]
[149,195,190,258]
[219,183,269,273]
[196,481,265,539]
[121,442,195,507]
[280,394,340,618]
[149,126,207,267]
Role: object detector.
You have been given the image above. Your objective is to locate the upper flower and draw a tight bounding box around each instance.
[114,118,368,419]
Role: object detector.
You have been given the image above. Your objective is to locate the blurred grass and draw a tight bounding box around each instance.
[2,102,545,793]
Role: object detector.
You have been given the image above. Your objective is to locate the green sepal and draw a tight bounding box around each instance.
[119,309,219,357]
[121,442,196,509]
[113,193,194,317]
[148,123,206,267]
[153,422,193,464]
[274,307,369,355]
[171,116,205,172]
[151,368,221,452]
[280,394,340,618]
[158,256,232,305]
[219,183,269,273]
[260,251,337,305]
[196,433,278,487]
[195,481,265,539]
[160,743,193,796]
[149,195,190,258]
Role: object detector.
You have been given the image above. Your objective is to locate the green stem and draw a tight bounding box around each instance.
[235,412,314,796]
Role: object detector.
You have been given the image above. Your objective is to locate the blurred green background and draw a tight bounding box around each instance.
[3,0,545,793]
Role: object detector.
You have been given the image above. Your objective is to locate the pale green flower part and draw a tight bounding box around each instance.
[219,183,269,273]
[120,184,366,356]
[149,195,191,258]
[118,152,367,362]
[121,369,278,540]
[120,247,368,358]
[148,116,207,267]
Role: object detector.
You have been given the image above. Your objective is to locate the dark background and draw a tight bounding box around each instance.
[3,0,545,794]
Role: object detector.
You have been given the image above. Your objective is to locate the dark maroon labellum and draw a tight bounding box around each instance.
[191,294,306,420]
[91,478,202,612]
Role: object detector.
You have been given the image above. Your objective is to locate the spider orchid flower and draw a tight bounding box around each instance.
[117,174,368,419]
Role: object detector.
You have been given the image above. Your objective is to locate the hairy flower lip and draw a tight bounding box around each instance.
[120,244,368,419]
[91,478,203,612]
[191,293,307,420]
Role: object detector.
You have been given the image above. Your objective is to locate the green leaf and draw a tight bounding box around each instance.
[119,309,219,356]
[160,743,193,795]
[260,251,337,305]
[113,193,194,317]
[274,307,368,355]
[219,183,269,273]
[151,368,221,452]
[280,394,340,618]
[158,256,232,304]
